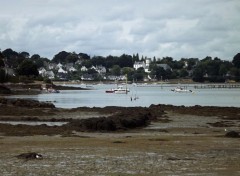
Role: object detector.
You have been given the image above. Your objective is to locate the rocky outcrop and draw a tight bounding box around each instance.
[67,108,156,132]
[0,98,55,108]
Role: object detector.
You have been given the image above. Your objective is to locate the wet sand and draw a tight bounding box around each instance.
[0,99,240,175]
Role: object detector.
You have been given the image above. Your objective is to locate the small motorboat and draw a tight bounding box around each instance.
[105,86,130,94]
[105,89,115,93]
[171,87,192,93]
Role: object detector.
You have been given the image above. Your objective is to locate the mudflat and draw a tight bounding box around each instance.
[0,98,240,175]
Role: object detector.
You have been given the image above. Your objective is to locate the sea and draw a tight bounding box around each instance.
[7,83,240,108]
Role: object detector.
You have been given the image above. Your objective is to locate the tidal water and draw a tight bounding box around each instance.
[8,84,240,108]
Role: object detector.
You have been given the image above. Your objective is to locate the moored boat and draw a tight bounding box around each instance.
[105,86,130,94]
[114,86,130,94]
[171,87,192,93]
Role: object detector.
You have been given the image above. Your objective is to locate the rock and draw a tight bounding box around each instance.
[0,85,11,94]
[16,152,43,160]
[225,131,240,138]
[68,109,152,132]
[0,98,55,108]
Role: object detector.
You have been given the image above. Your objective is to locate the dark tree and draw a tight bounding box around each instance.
[105,55,118,68]
[52,51,70,63]
[111,65,121,76]
[150,65,167,80]
[78,53,90,60]
[31,54,41,60]
[0,69,6,83]
[179,69,189,78]
[17,60,39,76]
[192,67,204,82]
[66,53,79,63]
[2,48,18,59]
[0,58,4,67]
[133,67,145,81]
[118,54,133,68]
[92,56,106,66]
[232,53,240,68]
[20,51,30,58]
[2,48,19,68]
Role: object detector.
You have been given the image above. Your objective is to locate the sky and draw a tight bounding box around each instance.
[0,0,240,60]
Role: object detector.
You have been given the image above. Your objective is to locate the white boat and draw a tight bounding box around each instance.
[113,86,130,94]
[171,87,192,93]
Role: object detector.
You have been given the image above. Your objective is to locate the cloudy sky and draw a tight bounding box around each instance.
[0,0,239,60]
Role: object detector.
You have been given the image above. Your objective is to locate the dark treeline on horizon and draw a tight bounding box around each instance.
[0,48,240,83]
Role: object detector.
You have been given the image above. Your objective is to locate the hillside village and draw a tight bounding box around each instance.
[37,58,173,81]
[1,48,240,83]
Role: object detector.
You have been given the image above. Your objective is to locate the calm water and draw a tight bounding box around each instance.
[8,84,240,108]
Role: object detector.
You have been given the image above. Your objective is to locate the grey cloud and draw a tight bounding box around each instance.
[0,0,239,60]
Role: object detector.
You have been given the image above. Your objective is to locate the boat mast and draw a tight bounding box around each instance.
[126,74,128,94]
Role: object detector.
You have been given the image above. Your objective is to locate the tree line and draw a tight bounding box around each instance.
[0,48,240,83]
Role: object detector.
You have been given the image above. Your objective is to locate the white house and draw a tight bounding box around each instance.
[68,66,77,72]
[38,67,55,79]
[133,61,146,70]
[45,71,55,79]
[38,67,46,75]
[91,66,96,70]
[81,66,88,72]
[58,67,67,73]
[96,65,106,74]
[56,63,63,69]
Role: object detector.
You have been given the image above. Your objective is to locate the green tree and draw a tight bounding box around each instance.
[111,65,121,76]
[192,67,204,82]
[52,51,69,63]
[78,53,90,60]
[118,54,133,68]
[179,69,189,78]
[232,53,240,68]
[219,64,228,76]
[66,53,79,63]
[20,51,30,58]
[17,60,39,76]
[0,58,4,67]
[132,67,145,81]
[87,68,98,75]
[92,56,106,66]
[0,69,6,83]
[122,67,134,76]
[82,60,92,68]
[31,54,41,60]
[2,48,19,68]
[150,66,166,80]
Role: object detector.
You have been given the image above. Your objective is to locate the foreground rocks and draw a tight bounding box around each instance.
[16,152,43,160]
[1,99,240,175]
[0,85,11,94]
[225,131,240,138]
